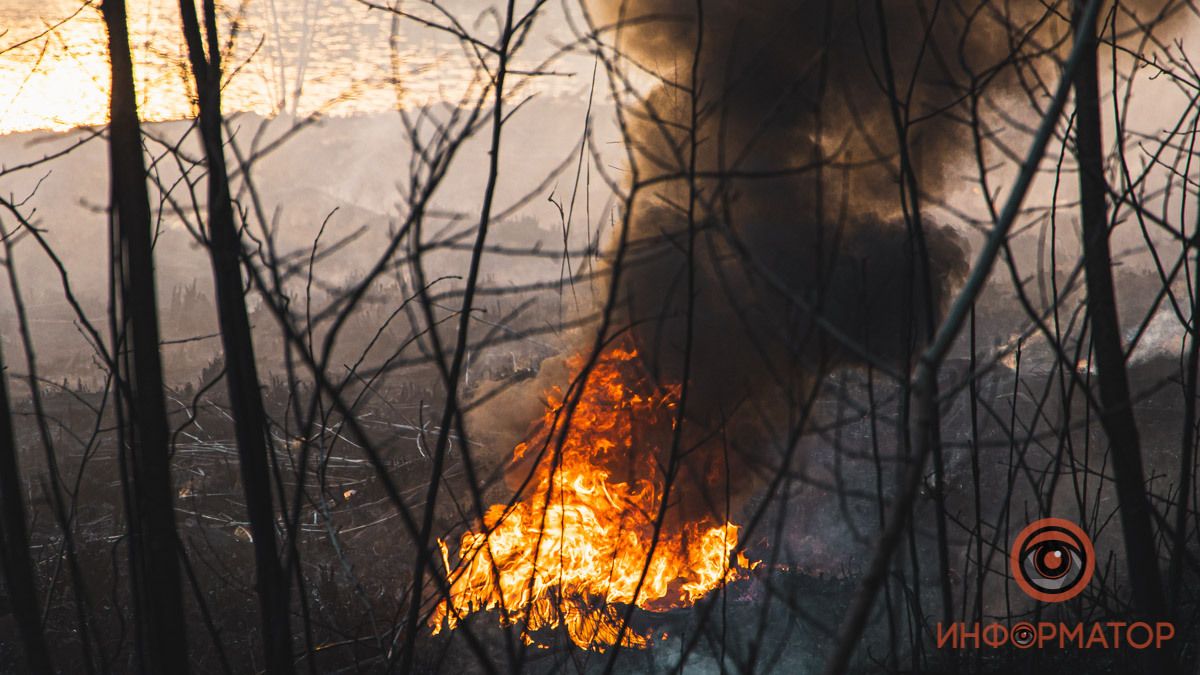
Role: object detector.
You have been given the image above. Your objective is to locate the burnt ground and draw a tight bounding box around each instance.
[2,271,1200,673]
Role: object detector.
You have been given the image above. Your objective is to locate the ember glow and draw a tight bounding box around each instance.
[430,345,755,650]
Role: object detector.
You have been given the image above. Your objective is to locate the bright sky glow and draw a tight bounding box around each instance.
[0,0,504,134]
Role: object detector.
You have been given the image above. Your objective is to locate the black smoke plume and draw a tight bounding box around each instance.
[582,0,1174,514]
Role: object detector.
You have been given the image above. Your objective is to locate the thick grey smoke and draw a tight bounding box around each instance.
[584,0,1176,513]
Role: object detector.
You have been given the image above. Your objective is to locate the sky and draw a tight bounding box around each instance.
[0,0,585,135]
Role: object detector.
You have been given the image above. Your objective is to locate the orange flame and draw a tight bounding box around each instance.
[429,345,753,650]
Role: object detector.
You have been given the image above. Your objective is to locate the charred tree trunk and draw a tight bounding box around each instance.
[178,2,293,672]
[102,1,190,671]
[1071,0,1169,658]
[0,347,52,673]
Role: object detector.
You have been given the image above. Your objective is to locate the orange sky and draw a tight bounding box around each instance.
[0,0,499,134]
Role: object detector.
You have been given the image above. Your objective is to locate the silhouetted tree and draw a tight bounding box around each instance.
[177,1,294,672]
[102,0,189,671]
[1071,0,1169,670]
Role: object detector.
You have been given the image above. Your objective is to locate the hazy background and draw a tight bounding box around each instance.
[2,3,1200,670]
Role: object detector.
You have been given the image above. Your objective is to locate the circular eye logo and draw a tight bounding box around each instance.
[1011,622,1036,648]
[1010,518,1094,602]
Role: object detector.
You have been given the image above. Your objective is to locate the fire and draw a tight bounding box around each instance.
[429,345,753,650]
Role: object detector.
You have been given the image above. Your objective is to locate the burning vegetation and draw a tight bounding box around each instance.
[430,344,755,650]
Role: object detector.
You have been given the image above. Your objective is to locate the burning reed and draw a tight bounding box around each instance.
[431,344,755,650]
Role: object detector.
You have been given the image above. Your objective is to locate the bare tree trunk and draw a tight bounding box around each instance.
[177,2,293,672]
[1070,0,1170,660]
[102,1,189,671]
[0,346,52,673]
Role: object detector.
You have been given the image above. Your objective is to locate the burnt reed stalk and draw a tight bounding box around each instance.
[176,1,295,673]
[102,0,190,671]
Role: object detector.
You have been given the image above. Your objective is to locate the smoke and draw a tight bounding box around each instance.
[581,0,1177,515]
